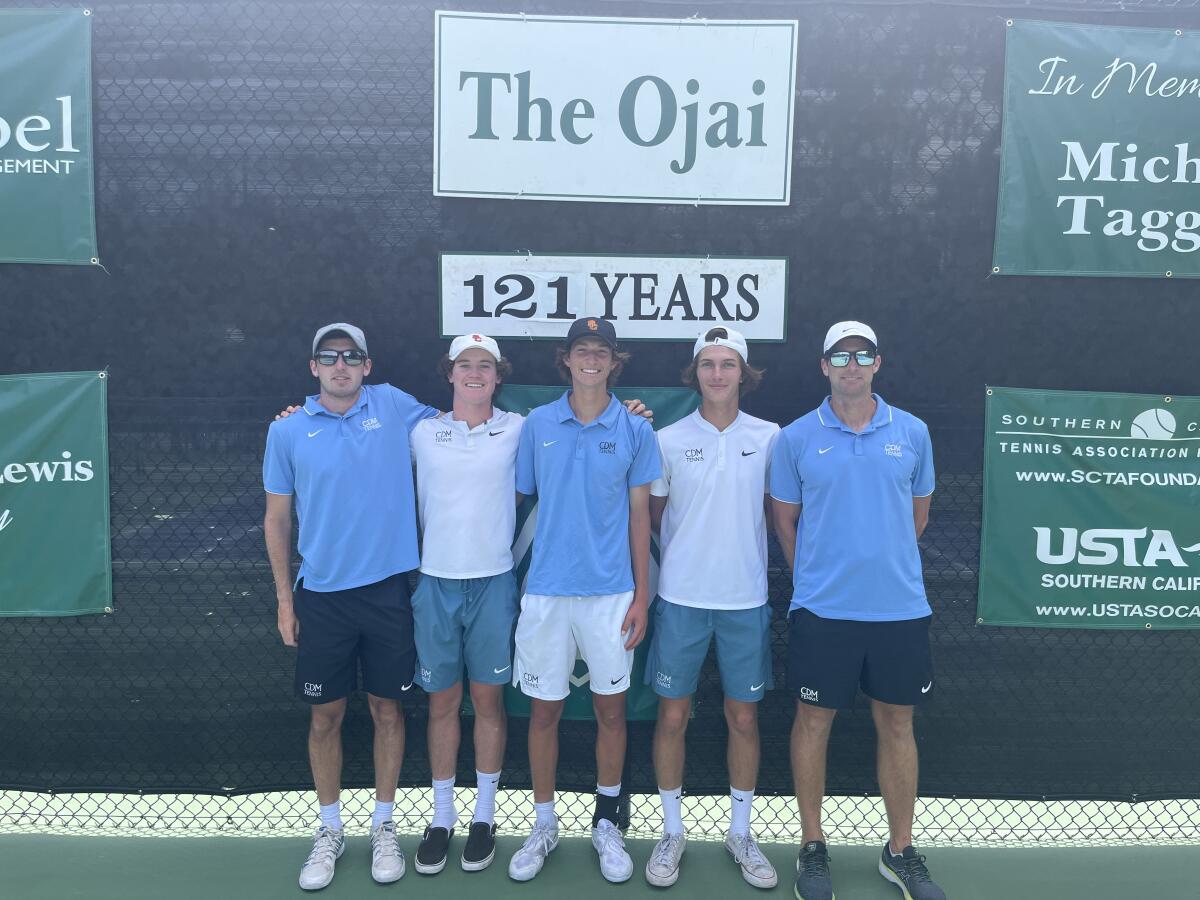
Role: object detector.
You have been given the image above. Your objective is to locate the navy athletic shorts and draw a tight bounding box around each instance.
[787,608,933,709]
[293,573,416,704]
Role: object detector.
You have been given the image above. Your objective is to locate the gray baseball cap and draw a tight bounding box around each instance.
[312,322,367,357]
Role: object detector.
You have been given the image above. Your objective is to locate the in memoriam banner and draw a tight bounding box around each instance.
[994,19,1200,277]
[496,385,699,720]
[978,387,1200,629]
[0,371,111,616]
[0,9,96,265]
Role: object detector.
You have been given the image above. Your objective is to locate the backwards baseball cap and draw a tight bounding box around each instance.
[312,322,368,357]
[564,316,617,350]
[449,332,501,362]
[822,320,878,354]
[693,326,749,363]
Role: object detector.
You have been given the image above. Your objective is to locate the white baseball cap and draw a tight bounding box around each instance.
[312,322,367,357]
[448,332,502,362]
[822,320,878,354]
[693,326,749,363]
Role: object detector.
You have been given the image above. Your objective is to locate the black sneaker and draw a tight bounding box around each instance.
[794,840,834,900]
[415,826,453,875]
[878,844,946,900]
[461,821,497,872]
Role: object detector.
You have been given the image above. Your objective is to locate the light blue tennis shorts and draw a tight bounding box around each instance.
[644,600,774,702]
[412,570,519,693]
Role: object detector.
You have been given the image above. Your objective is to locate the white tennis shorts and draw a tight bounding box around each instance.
[513,592,636,701]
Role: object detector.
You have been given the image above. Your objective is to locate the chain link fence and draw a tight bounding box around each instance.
[3,0,1200,844]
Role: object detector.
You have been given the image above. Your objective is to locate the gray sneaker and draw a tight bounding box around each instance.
[298,825,345,891]
[644,832,686,887]
[879,844,946,900]
[725,831,777,889]
[370,820,406,883]
[794,840,834,900]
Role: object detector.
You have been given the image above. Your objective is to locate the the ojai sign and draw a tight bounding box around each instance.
[434,11,798,205]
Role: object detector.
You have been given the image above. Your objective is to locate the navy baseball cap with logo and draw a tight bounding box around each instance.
[564,316,618,350]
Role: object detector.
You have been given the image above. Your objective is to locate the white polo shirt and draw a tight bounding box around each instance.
[651,409,781,610]
[410,409,524,579]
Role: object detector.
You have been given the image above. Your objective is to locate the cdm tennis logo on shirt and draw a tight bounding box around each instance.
[684,447,704,463]
[361,417,382,431]
[599,440,617,455]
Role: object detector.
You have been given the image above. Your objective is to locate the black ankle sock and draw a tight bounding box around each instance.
[593,793,620,828]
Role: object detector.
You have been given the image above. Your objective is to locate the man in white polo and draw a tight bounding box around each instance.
[771,321,943,900]
[410,333,523,875]
[642,327,780,890]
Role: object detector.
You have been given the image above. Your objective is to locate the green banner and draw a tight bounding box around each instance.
[0,9,96,265]
[978,387,1200,629]
[496,385,699,720]
[994,20,1200,278]
[0,371,111,616]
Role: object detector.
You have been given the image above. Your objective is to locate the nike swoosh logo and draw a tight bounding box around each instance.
[543,440,558,447]
[307,430,323,438]
[921,681,932,694]
[750,682,765,692]
[489,430,505,436]
[741,450,757,457]
[610,677,624,685]
[493,665,510,674]
[734,795,744,802]
[400,682,414,692]
[818,446,833,454]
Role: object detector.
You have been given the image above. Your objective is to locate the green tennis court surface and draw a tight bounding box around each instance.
[0,834,1190,899]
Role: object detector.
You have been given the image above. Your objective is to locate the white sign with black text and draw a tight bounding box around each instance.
[439,253,788,341]
[433,11,798,205]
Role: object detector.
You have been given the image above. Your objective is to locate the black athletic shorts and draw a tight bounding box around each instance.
[293,573,416,704]
[787,608,934,709]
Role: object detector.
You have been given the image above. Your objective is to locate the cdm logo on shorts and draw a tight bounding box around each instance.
[303,682,323,698]
[799,686,819,703]
[523,672,540,687]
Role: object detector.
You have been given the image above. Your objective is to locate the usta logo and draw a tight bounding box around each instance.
[1034,527,1200,568]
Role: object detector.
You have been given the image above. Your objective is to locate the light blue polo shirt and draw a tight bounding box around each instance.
[769,394,935,621]
[263,382,438,592]
[515,392,661,596]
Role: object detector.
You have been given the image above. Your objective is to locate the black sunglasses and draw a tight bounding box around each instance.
[825,349,877,367]
[314,349,367,366]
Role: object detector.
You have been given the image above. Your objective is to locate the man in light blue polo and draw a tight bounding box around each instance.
[770,321,944,900]
[263,322,438,892]
[507,316,661,885]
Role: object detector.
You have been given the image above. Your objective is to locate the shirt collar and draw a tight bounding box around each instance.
[303,385,369,418]
[445,408,503,434]
[692,408,742,435]
[816,394,892,434]
[554,391,622,428]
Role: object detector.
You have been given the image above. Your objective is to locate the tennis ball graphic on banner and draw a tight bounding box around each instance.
[1130,408,1176,439]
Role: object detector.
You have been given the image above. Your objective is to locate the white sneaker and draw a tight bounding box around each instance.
[370,820,406,883]
[508,823,559,881]
[298,825,345,891]
[591,821,634,883]
[644,831,687,887]
[725,831,778,889]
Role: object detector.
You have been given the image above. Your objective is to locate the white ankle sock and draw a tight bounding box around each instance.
[318,801,342,832]
[730,787,753,837]
[372,800,394,830]
[659,786,684,835]
[431,776,457,830]
[474,769,501,824]
[534,799,556,829]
